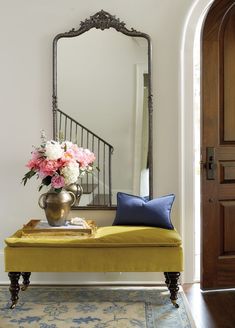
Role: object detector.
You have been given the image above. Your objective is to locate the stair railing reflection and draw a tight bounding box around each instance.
[57,109,114,207]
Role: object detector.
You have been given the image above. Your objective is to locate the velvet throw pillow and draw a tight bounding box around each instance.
[113,192,175,230]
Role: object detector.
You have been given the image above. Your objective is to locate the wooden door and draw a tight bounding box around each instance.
[202,0,235,289]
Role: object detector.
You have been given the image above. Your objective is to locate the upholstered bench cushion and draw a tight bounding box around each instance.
[5,226,182,248]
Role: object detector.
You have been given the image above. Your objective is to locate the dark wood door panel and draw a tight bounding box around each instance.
[218,185,235,198]
[223,6,235,143]
[217,261,235,287]
[219,161,235,184]
[220,201,235,253]
[202,0,235,289]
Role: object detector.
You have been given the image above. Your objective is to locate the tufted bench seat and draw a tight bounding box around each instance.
[4,225,183,308]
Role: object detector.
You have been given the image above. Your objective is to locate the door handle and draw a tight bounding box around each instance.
[206,147,216,180]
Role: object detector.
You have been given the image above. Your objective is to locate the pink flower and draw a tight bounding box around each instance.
[38,159,60,177]
[84,149,96,164]
[51,175,65,188]
[31,149,41,160]
[26,157,43,171]
[22,135,96,192]
[76,148,96,168]
[60,149,76,165]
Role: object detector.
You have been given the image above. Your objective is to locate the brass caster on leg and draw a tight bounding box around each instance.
[21,272,31,291]
[10,300,18,309]
[166,272,180,309]
[21,284,29,291]
[171,300,179,308]
[8,272,20,310]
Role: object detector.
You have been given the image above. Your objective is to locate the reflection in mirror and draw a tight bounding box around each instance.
[57,30,148,206]
[53,11,153,209]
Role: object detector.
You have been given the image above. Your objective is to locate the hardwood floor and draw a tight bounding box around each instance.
[183,283,235,328]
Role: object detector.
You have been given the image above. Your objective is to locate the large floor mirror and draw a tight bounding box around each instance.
[52,10,153,209]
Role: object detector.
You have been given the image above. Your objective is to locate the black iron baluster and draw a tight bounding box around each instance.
[81,128,84,147]
[64,116,67,139]
[59,112,62,135]
[98,139,100,205]
[76,124,78,145]
[109,146,112,206]
[70,120,72,141]
[92,135,95,205]
[86,132,89,196]
[103,143,106,205]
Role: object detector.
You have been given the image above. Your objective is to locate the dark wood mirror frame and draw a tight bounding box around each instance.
[52,10,153,208]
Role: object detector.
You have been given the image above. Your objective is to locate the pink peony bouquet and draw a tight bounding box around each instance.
[22,135,96,192]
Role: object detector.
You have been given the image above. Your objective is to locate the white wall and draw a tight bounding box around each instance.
[57,30,147,193]
[0,0,194,284]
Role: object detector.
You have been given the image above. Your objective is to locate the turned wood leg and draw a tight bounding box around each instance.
[21,272,31,291]
[164,272,170,287]
[8,272,21,309]
[166,272,180,308]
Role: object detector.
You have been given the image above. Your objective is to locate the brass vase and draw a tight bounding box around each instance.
[65,183,83,206]
[38,189,76,226]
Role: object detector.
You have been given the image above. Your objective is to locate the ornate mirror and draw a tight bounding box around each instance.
[52,10,153,209]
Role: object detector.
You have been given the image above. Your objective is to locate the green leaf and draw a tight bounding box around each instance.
[38,184,44,191]
[21,170,36,185]
[42,176,51,186]
[54,187,62,193]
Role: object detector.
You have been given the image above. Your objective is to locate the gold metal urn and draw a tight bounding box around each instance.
[65,183,83,207]
[38,189,76,226]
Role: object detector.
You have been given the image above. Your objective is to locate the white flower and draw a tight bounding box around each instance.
[61,163,80,185]
[45,141,63,160]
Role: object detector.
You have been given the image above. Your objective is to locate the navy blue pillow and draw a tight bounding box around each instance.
[113,192,175,230]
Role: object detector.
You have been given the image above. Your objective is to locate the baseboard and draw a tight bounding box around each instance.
[0,250,164,285]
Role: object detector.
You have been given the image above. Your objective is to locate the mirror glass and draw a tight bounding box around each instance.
[55,15,151,208]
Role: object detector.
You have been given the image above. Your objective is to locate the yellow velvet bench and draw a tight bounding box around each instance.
[4,225,183,309]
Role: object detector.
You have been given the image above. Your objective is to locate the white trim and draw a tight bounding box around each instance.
[180,0,214,283]
[133,63,148,195]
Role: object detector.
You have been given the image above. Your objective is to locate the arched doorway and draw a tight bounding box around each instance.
[181,0,214,284]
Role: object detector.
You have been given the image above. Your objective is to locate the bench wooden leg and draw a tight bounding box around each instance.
[164,272,170,287]
[165,272,180,308]
[8,272,21,309]
[21,272,31,291]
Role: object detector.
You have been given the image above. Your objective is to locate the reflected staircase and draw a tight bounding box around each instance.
[56,109,114,207]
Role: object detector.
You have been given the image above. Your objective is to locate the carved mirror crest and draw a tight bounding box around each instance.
[52,10,153,209]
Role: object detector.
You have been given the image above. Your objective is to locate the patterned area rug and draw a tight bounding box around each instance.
[0,286,195,328]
